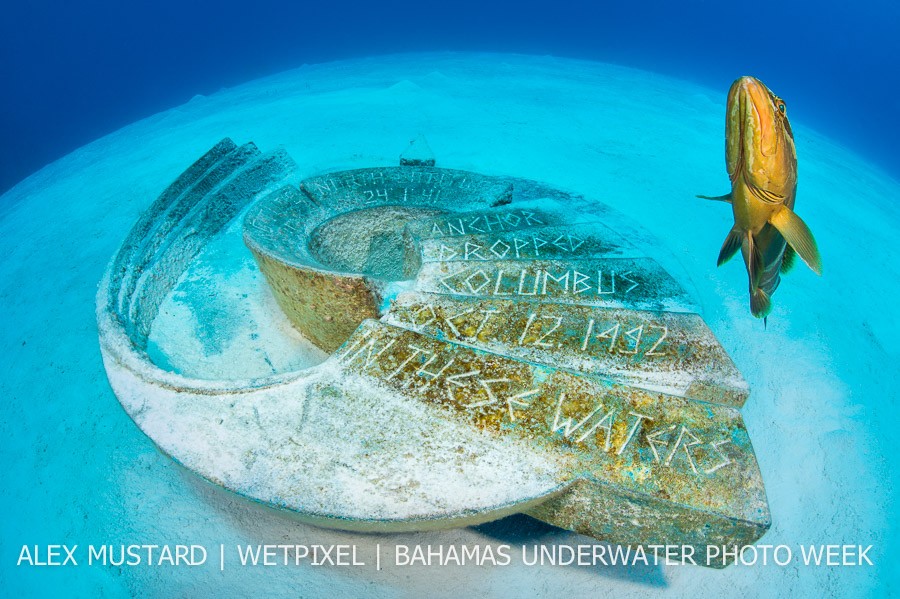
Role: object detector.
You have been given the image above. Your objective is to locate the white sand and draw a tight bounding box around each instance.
[0,53,896,596]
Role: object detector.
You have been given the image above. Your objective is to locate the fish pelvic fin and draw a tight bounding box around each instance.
[745,232,762,290]
[717,228,743,266]
[751,287,772,318]
[697,193,733,203]
[769,206,823,275]
[780,244,796,274]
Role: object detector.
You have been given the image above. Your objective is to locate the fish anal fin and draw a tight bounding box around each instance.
[697,193,733,204]
[780,244,796,274]
[769,206,823,275]
[717,228,743,266]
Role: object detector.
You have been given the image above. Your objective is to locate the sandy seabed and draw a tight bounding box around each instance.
[0,53,897,597]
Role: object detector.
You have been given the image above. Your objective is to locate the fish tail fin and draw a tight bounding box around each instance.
[780,244,796,274]
[697,193,733,203]
[717,228,743,266]
[751,287,772,318]
[769,206,822,275]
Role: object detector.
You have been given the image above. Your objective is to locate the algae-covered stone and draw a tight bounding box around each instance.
[414,258,698,313]
[384,291,748,406]
[334,320,769,558]
[243,167,519,351]
[414,221,641,263]
[101,142,768,568]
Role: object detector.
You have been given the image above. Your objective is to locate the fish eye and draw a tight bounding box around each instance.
[778,103,786,114]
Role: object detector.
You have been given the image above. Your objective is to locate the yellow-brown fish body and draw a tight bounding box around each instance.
[701,76,822,318]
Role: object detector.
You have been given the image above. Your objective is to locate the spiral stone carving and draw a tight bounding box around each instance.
[98,138,769,567]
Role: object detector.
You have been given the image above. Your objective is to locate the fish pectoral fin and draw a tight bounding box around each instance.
[697,193,733,203]
[768,207,823,275]
[717,228,743,266]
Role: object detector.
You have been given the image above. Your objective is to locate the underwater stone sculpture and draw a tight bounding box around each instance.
[98,138,769,567]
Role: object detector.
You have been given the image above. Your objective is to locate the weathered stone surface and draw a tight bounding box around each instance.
[244,186,406,351]
[384,291,748,406]
[100,144,768,568]
[414,221,641,263]
[250,247,383,353]
[104,138,296,348]
[109,138,237,318]
[404,204,583,241]
[311,205,445,280]
[414,258,698,313]
[244,167,518,351]
[300,167,513,212]
[334,320,769,557]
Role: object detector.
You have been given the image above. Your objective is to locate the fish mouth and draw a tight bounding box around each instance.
[729,76,779,160]
[734,76,770,109]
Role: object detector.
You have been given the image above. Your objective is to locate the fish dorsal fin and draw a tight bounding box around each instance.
[769,206,823,275]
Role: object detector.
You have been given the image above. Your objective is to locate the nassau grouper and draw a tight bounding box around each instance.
[699,76,822,320]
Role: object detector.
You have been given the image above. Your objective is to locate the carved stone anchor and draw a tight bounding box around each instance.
[98,138,769,567]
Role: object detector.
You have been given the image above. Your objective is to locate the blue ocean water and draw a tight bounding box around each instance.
[1,0,898,194]
[1,2,899,598]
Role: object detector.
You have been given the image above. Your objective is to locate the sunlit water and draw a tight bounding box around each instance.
[0,54,896,597]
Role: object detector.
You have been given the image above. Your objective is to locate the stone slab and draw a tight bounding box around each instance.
[384,291,748,406]
[244,167,530,351]
[100,145,766,568]
[403,204,592,242]
[103,139,296,349]
[299,167,513,213]
[414,258,698,313]
[333,320,769,558]
[415,221,642,264]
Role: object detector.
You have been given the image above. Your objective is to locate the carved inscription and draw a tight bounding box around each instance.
[308,173,446,205]
[383,293,749,405]
[419,223,638,263]
[239,164,767,547]
[443,266,638,296]
[335,321,748,485]
[307,169,480,195]
[407,208,569,240]
[340,325,540,423]
[548,392,732,475]
[301,168,511,209]
[415,258,697,312]
[401,300,669,359]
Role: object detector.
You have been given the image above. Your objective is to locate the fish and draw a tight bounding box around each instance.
[699,76,822,320]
